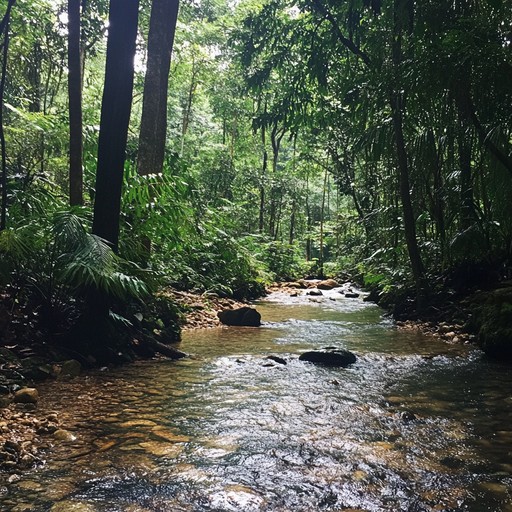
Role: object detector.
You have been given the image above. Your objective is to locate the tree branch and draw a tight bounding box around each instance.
[310,0,371,68]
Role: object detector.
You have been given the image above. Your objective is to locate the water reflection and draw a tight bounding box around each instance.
[3,294,512,511]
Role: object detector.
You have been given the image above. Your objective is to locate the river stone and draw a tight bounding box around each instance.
[119,419,157,428]
[50,501,97,512]
[53,429,77,442]
[16,480,43,491]
[344,292,360,299]
[139,441,183,457]
[217,307,261,327]
[299,349,357,367]
[317,279,339,290]
[59,359,82,379]
[306,289,323,296]
[0,396,12,408]
[266,355,287,365]
[151,427,190,443]
[13,388,38,404]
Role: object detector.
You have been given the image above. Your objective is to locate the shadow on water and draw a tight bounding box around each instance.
[3,292,512,511]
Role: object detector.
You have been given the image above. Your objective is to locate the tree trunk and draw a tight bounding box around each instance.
[259,123,267,234]
[180,54,198,156]
[269,122,285,238]
[452,73,476,230]
[137,0,179,176]
[68,0,83,206]
[0,0,15,232]
[92,0,139,252]
[28,43,42,113]
[305,169,311,261]
[431,131,446,258]
[318,166,329,278]
[457,119,474,230]
[390,0,425,296]
[289,201,296,245]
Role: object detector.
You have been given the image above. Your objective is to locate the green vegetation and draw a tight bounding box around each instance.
[0,0,511,360]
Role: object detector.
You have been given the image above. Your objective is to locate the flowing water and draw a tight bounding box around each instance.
[2,290,512,511]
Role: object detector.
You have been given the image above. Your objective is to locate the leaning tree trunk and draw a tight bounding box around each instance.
[68,0,83,206]
[92,0,139,252]
[137,0,179,176]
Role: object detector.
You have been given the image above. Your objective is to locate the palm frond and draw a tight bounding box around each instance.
[0,228,32,260]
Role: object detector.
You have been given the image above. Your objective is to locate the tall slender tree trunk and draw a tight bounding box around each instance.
[181,55,197,156]
[452,74,476,230]
[305,169,311,261]
[28,43,41,113]
[92,0,139,252]
[0,0,15,232]
[318,167,329,278]
[289,202,296,245]
[137,0,179,176]
[457,120,474,230]
[289,136,297,245]
[68,0,83,206]
[259,122,267,234]
[390,0,425,300]
[269,122,285,239]
[431,132,446,259]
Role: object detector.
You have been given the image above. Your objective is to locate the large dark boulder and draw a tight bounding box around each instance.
[317,279,339,290]
[217,307,261,327]
[299,348,356,367]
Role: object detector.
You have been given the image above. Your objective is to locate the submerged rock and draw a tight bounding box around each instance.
[266,355,287,365]
[306,289,323,296]
[344,292,360,299]
[50,501,97,512]
[217,307,261,327]
[299,348,357,367]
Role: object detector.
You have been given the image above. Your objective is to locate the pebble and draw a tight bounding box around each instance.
[0,405,63,472]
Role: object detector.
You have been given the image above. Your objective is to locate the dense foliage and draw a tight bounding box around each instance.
[0,0,511,356]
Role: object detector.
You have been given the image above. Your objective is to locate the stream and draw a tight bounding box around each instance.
[2,290,512,511]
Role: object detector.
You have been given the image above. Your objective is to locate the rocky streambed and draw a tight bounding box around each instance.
[1,292,512,511]
[0,289,249,477]
[0,281,501,510]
